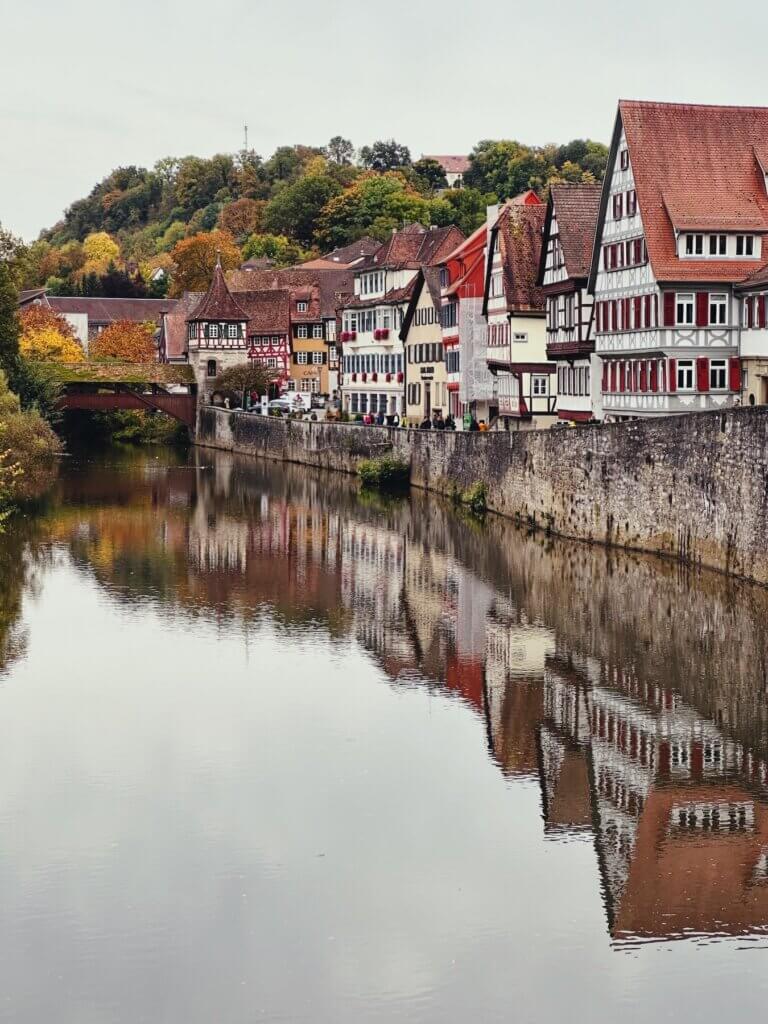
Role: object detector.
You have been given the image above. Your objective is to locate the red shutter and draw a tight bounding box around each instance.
[602,361,608,393]
[619,363,626,391]
[623,298,631,330]
[650,360,658,392]
[640,361,648,391]
[696,293,708,327]
[634,296,642,328]
[644,294,651,328]
[760,297,767,330]
[611,300,618,330]
[729,358,742,393]
[668,358,677,392]
[664,293,675,326]
[603,247,610,271]
[696,357,710,392]
[747,298,754,329]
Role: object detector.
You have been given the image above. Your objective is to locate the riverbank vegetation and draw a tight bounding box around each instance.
[357,455,410,491]
[4,137,607,298]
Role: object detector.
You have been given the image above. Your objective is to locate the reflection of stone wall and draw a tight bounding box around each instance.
[198,405,768,584]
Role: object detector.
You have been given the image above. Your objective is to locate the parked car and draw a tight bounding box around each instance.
[268,398,294,414]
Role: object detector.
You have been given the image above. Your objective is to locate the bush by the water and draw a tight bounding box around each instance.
[0,369,61,517]
[460,481,488,516]
[357,455,410,490]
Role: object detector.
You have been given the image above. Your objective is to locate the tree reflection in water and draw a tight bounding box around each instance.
[8,444,768,946]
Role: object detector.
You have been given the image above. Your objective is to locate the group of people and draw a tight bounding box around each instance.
[361,410,400,427]
[418,411,457,431]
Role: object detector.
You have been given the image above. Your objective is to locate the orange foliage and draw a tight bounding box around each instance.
[19,304,78,340]
[90,320,156,363]
[170,229,241,296]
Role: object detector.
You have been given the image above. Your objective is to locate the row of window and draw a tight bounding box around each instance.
[680,233,758,259]
[407,343,443,364]
[611,189,638,221]
[295,324,324,339]
[294,352,325,365]
[342,354,404,374]
[602,237,647,272]
[446,349,460,374]
[360,271,385,295]
[286,378,320,393]
[412,306,440,326]
[406,382,449,408]
[597,291,768,332]
[557,365,590,397]
[595,294,658,333]
[189,323,243,341]
[349,392,397,414]
[442,302,458,329]
[342,308,398,334]
[547,294,577,331]
[602,357,732,394]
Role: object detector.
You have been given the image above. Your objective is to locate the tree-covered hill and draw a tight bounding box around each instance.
[10,135,608,299]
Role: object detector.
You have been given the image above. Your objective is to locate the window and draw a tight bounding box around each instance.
[326,320,336,341]
[709,234,727,256]
[440,268,449,289]
[206,359,217,378]
[271,336,279,345]
[266,357,278,368]
[620,149,630,171]
[613,193,624,220]
[311,379,320,393]
[532,376,548,397]
[710,359,727,390]
[737,235,755,257]
[676,293,695,325]
[685,234,704,256]
[490,271,504,297]
[312,324,323,338]
[312,351,323,365]
[446,349,460,374]
[626,190,637,217]
[709,293,728,326]
[442,302,458,328]
[209,324,219,339]
[299,379,311,392]
[677,359,694,390]
[227,324,238,339]
[298,325,308,339]
[297,352,308,365]
[297,301,308,312]
[329,345,337,362]
[286,380,296,391]
[513,332,528,343]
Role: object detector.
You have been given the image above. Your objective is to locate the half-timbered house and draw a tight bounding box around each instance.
[399,267,446,425]
[539,183,602,422]
[588,101,762,419]
[187,259,249,400]
[484,192,553,429]
[236,289,291,397]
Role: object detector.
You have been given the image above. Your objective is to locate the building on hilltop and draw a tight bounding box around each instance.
[339,223,464,419]
[588,100,763,419]
[484,191,554,430]
[539,183,602,422]
[423,155,471,189]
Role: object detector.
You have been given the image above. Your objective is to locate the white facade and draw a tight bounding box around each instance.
[187,319,248,401]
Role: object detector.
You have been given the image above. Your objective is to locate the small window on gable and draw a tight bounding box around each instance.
[620,149,629,171]
[709,234,727,256]
[297,301,308,312]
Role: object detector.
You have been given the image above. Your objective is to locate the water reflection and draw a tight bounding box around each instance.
[14,448,766,951]
[4,444,768,962]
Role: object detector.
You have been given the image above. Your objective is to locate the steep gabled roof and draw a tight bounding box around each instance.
[228,266,353,319]
[163,290,203,359]
[48,296,178,323]
[399,266,443,341]
[316,237,382,265]
[234,289,291,335]
[371,224,465,270]
[189,261,248,322]
[423,155,470,175]
[538,183,602,285]
[605,100,768,284]
[485,199,546,314]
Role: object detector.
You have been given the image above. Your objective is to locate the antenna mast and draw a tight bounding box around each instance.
[243,124,249,152]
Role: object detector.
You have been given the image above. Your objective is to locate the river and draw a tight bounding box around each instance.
[1,446,768,1023]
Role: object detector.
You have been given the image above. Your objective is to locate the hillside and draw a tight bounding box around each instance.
[10,136,608,299]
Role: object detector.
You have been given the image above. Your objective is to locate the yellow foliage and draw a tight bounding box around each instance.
[20,327,86,363]
[82,231,120,265]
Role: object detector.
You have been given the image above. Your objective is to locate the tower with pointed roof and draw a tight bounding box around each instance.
[186,257,249,400]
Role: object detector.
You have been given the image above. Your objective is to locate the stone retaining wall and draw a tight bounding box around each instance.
[197,406,768,585]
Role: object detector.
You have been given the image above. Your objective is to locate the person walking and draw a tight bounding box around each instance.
[468,415,480,432]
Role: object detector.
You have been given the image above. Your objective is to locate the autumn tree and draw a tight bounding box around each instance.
[19,305,77,340]
[213,362,275,406]
[218,198,265,241]
[0,262,19,375]
[241,234,311,268]
[19,326,85,363]
[82,231,120,266]
[169,230,241,295]
[316,173,430,247]
[90,320,156,362]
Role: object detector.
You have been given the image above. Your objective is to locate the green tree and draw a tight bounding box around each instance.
[325,136,354,165]
[213,362,275,407]
[0,262,20,375]
[316,173,430,247]
[241,234,311,268]
[464,140,555,199]
[428,187,495,236]
[263,175,342,246]
[359,139,412,171]
[411,158,449,194]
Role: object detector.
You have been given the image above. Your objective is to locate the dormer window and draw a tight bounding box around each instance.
[737,235,755,257]
[685,234,704,256]
[709,234,727,256]
[620,149,630,171]
[297,301,308,312]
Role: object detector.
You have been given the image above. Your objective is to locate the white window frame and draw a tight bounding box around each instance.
[709,293,728,326]
[709,234,727,256]
[677,359,694,391]
[737,235,755,257]
[312,351,323,365]
[513,332,528,343]
[532,375,548,397]
[297,352,308,365]
[312,324,323,339]
[297,325,308,339]
[685,233,704,257]
[297,301,308,312]
[676,293,695,326]
[209,323,219,339]
[286,380,296,391]
[710,359,727,391]
[227,323,238,339]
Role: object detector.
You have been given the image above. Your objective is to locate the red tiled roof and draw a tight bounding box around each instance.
[372,223,465,270]
[491,200,546,313]
[163,291,203,359]
[228,267,353,319]
[189,261,248,321]
[316,237,382,265]
[235,289,291,335]
[620,99,768,282]
[549,183,602,280]
[423,155,470,175]
[289,285,322,321]
[48,296,178,323]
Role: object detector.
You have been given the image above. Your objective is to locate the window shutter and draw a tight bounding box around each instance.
[640,361,648,391]
[602,361,608,393]
[696,357,710,392]
[644,294,651,328]
[729,357,742,393]
[668,358,677,392]
[760,297,768,330]
[696,293,708,327]
[650,361,658,392]
[623,298,631,329]
[633,296,641,328]
[747,298,754,329]
[663,293,675,326]
[619,363,626,391]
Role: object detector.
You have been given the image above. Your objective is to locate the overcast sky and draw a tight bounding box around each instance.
[3,0,768,240]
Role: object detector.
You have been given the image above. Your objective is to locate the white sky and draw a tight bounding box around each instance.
[3,0,768,240]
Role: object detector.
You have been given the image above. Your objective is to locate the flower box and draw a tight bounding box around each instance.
[349,331,357,340]
[396,372,404,383]
[373,329,381,340]
[379,328,389,339]
[351,373,357,381]
[385,373,392,382]
[372,372,378,381]
[362,373,367,382]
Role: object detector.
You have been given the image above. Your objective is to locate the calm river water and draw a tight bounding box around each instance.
[1,446,768,1022]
